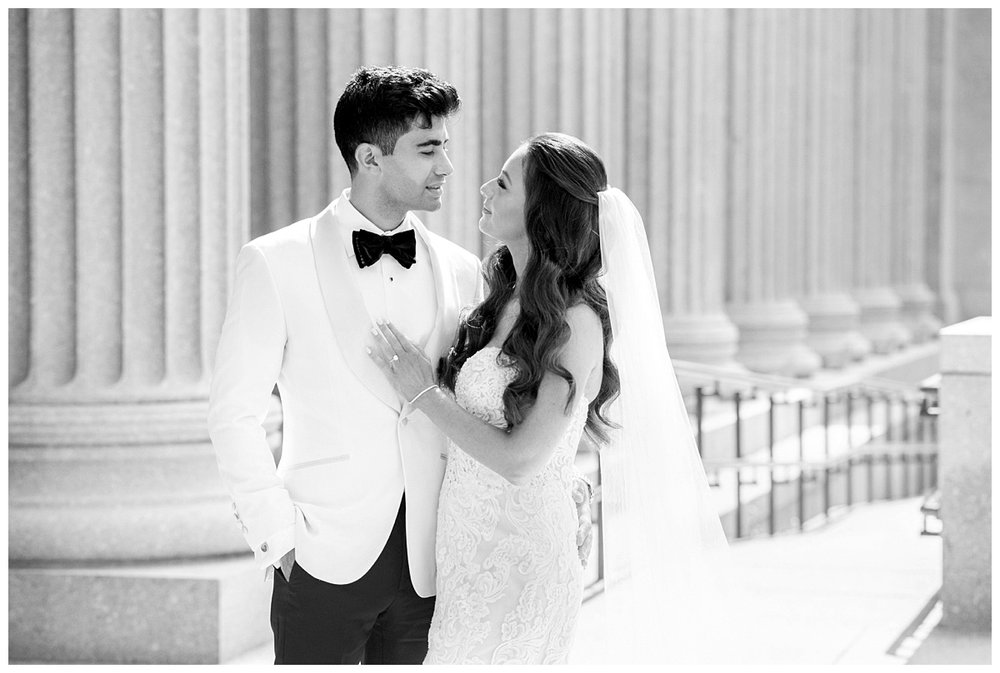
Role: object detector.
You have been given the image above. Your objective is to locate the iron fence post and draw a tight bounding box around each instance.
[695,386,705,457]
[823,396,830,520]
[798,399,805,532]
[734,390,742,539]
[866,394,874,502]
[885,394,894,442]
[768,395,775,536]
[846,391,854,507]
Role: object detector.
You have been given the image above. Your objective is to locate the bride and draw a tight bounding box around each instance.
[369,132,728,664]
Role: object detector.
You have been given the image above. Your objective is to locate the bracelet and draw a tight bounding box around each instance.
[408,384,439,406]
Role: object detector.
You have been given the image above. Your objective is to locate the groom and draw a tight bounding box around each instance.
[208,66,590,665]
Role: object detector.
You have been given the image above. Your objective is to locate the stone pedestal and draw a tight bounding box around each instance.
[10,557,272,664]
[726,301,819,376]
[662,312,741,367]
[938,316,991,631]
[800,294,865,369]
[897,283,942,344]
[854,287,911,355]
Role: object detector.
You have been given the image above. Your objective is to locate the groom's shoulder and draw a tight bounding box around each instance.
[422,228,481,273]
[245,218,313,255]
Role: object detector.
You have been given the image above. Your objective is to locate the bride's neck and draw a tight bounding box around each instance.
[506,241,530,296]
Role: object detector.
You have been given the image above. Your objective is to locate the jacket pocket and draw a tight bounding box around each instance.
[282,454,350,472]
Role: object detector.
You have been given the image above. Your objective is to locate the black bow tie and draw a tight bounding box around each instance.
[352,228,417,269]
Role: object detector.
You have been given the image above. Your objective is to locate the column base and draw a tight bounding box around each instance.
[854,287,912,354]
[955,287,992,324]
[896,282,943,343]
[727,300,822,377]
[9,555,272,664]
[800,293,870,368]
[9,396,282,562]
[662,311,742,368]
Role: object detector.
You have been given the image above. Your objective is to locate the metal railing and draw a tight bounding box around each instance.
[579,361,940,602]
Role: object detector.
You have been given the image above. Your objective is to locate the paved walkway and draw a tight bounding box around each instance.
[227,497,944,665]
[572,496,943,664]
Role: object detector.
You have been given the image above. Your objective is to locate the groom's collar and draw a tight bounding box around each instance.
[335,188,415,259]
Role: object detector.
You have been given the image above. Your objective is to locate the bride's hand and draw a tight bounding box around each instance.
[367,321,437,403]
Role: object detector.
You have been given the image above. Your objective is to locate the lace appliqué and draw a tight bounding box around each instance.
[425,347,586,665]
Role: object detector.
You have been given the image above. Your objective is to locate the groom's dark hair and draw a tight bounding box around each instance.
[334,66,461,176]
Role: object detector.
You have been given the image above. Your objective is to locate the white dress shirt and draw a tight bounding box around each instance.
[336,189,437,348]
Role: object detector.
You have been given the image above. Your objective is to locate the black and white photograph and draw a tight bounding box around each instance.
[7,6,992,666]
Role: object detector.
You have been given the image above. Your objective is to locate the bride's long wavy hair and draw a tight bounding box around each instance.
[438,133,620,444]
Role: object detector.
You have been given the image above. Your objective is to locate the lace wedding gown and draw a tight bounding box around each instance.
[424,346,587,664]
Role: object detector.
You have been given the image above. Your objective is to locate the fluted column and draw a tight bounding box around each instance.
[852,10,911,353]
[726,9,821,376]
[891,10,942,343]
[424,9,483,253]
[641,10,740,366]
[9,8,250,563]
[800,9,869,367]
[326,8,361,206]
[936,9,991,322]
[9,9,30,388]
[9,8,258,664]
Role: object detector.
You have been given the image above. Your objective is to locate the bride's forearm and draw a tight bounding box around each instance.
[414,386,555,485]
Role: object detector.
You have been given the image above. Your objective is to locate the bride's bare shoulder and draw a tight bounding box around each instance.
[564,303,604,355]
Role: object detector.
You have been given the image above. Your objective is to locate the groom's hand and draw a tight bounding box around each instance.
[572,478,594,567]
[278,548,295,581]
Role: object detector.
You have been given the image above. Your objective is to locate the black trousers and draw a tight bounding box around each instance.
[270,497,436,664]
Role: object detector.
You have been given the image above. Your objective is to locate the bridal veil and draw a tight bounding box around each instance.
[595,187,733,663]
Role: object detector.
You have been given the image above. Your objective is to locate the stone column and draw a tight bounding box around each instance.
[558,8,585,139]
[326,8,362,205]
[726,9,821,376]
[891,10,942,343]
[480,8,506,259]
[425,8,484,254]
[921,9,960,331]
[937,9,991,321]
[8,9,267,663]
[597,9,628,192]
[852,9,911,353]
[938,317,991,631]
[294,9,331,219]
[640,9,740,366]
[800,9,869,367]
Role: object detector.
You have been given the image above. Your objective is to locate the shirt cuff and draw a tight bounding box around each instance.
[255,524,295,570]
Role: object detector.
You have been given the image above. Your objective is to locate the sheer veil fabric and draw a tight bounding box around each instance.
[595,188,733,663]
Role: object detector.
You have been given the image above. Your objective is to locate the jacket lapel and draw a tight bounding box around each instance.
[404,217,461,418]
[310,200,402,413]
[411,216,450,359]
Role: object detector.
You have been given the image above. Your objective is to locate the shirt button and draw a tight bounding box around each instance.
[401,417,408,426]
[260,542,268,553]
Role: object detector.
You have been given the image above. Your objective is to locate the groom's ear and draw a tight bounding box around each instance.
[355,143,382,175]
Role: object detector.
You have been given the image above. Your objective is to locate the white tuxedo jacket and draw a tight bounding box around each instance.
[208,195,482,597]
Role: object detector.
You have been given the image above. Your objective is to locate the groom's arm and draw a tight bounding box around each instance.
[208,243,297,571]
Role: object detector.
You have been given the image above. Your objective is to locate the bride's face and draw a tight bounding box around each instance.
[479,145,528,244]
